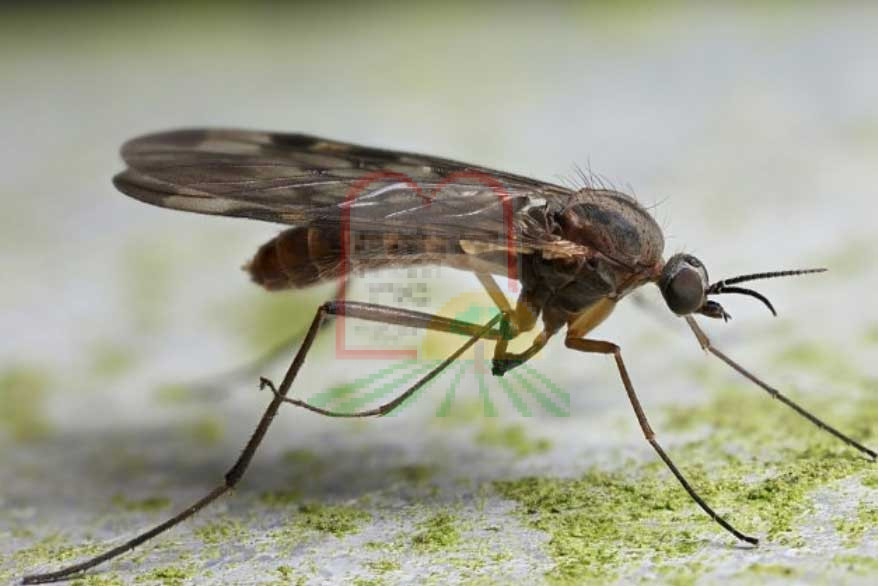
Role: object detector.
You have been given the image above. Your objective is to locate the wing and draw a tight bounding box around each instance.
[113,128,589,259]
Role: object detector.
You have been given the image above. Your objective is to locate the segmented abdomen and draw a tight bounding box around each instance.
[246,226,462,290]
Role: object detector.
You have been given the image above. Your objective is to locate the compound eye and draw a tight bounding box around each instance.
[663,267,705,315]
[684,255,702,268]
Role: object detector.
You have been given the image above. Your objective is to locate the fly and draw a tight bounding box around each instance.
[23,128,876,584]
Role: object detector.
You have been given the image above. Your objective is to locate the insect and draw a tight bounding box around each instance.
[24,128,875,583]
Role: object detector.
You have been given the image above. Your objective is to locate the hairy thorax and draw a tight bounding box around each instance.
[519,189,665,333]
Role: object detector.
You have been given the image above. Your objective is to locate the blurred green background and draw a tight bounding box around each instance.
[2,2,878,584]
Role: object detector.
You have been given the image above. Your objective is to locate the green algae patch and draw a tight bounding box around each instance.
[194,519,248,546]
[363,540,404,553]
[112,494,171,513]
[412,512,461,552]
[275,565,304,583]
[0,365,52,441]
[367,558,401,573]
[737,448,866,541]
[71,575,125,586]
[294,503,370,537]
[273,564,309,584]
[134,564,194,586]
[737,562,798,579]
[835,503,878,545]
[267,524,310,553]
[494,471,702,583]
[660,382,877,542]
[833,554,878,574]
[11,536,105,576]
[861,472,878,488]
[495,381,878,583]
[476,422,551,457]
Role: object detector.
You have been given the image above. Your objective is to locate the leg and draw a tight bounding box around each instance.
[23,305,328,584]
[475,272,540,336]
[475,270,550,377]
[22,302,503,583]
[264,312,502,417]
[475,272,513,315]
[491,329,551,376]
[565,336,759,545]
[685,316,876,459]
[322,300,508,339]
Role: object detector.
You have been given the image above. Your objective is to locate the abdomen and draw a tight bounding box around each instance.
[246,226,466,290]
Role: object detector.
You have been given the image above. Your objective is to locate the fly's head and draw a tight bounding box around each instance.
[657,253,826,322]
[658,254,722,319]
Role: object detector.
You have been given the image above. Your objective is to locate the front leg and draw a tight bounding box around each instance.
[685,316,875,459]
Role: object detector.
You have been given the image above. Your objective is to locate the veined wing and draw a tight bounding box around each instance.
[113,128,588,259]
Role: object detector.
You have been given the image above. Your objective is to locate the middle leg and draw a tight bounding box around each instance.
[565,336,759,544]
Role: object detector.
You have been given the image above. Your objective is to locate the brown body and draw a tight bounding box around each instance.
[248,188,665,335]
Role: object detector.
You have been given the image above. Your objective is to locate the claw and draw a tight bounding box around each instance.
[491,358,522,377]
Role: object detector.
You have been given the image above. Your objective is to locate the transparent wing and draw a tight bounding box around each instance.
[113,128,587,258]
